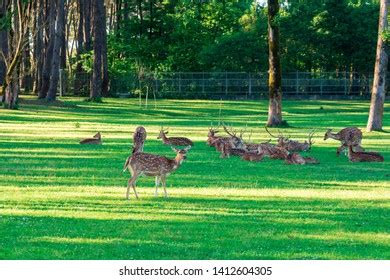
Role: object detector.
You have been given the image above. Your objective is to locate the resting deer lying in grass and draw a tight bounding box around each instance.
[241,151,265,162]
[324,127,363,156]
[123,146,191,199]
[347,145,384,162]
[220,144,247,158]
[132,126,147,153]
[285,153,320,165]
[244,139,272,153]
[268,146,289,159]
[158,127,193,147]
[253,142,288,159]
[266,127,314,152]
[80,132,102,145]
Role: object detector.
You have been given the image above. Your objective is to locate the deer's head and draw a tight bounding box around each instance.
[172,146,191,163]
[157,127,169,139]
[324,129,332,140]
[208,128,219,137]
[93,132,101,139]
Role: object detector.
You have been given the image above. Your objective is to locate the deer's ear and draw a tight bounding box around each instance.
[184,145,191,152]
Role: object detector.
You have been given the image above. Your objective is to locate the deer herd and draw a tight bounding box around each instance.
[80,124,384,200]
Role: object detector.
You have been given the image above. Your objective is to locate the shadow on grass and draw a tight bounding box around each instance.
[2,194,390,259]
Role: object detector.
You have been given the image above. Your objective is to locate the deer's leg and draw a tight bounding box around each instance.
[161,175,168,198]
[132,184,139,200]
[337,144,347,156]
[354,145,364,152]
[126,173,140,200]
[154,176,160,197]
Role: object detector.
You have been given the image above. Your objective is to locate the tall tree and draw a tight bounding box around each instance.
[90,0,104,101]
[266,0,283,126]
[367,0,388,132]
[32,0,44,94]
[0,0,8,91]
[1,0,32,109]
[102,3,109,96]
[46,0,65,102]
[39,0,56,99]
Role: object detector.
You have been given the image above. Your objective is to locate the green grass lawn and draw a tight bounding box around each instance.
[0,96,389,260]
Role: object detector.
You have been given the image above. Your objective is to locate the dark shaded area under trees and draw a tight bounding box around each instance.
[0,0,385,107]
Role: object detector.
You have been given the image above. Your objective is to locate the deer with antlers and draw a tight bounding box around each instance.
[346,145,384,162]
[207,127,221,146]
[265,127,314,152]
[324,127,363,156]
[123,146,191,199]
[132,126,147,153]
[79,132,102,145]
[158,127,194,147]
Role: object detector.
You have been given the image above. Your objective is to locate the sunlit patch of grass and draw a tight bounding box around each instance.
[0,96,389,260]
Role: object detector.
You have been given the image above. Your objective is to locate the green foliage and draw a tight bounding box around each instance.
[76,0,380,75]
[0,96,389,259]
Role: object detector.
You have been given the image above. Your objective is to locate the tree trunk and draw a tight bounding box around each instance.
[74,0,85,94]
[60,0,67,70]
[0,0,8,95]
[84,0,92,52]
[4,72,19,109]
[90,0,104,101]
[21,34,32,91]
[137,0,143,36]
[3,0,26,109]
[102,3,109,96]
[39,0,56,99]
[266,0,284,127]
[46,0,65,102]
[115,0,122,35]
[367,0,388,132]
[32,0,44,94]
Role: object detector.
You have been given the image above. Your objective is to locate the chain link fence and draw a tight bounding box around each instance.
[61,71,387,99]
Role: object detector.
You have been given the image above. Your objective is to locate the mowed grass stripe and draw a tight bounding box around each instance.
[0,96,389,259]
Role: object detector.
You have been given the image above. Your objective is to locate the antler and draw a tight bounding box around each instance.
[308,129,316,145]
[223,124,237,138]
[265,127,279,138]
[239,125,248,139]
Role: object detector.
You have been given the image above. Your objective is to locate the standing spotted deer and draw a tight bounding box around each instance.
[158,127,194,147]
[132,126,147,153]
[123,146,191,199]
[324,127,363,156]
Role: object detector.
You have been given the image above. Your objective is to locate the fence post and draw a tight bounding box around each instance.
[178,72,182,95]
[248,73,252,99]
[344,72,347,96]
[295,71,299,95]
[225,72,228,97]
[202,72,205,95]
[154,74,158,94]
